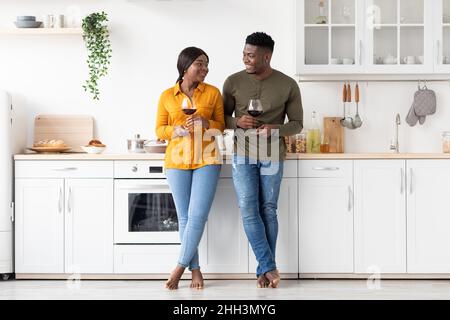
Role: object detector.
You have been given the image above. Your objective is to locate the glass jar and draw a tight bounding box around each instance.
[295,132,307,153]
[443,131,450,153]
[285,136,295,153]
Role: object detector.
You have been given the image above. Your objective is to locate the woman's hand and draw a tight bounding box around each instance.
[174,125,189,137]
[185,115,210,132]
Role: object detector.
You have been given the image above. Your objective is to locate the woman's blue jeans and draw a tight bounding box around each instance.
[232,155,284,277]
[166,165,221,270]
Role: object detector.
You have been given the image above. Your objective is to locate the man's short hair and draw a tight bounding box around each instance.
[245,32,275,52]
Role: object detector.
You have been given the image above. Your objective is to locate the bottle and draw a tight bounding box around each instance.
[320,133,330,153]
[306,111,321,153]
[442,131,450,153]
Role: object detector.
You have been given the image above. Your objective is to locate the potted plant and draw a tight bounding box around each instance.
[82,11,112,100]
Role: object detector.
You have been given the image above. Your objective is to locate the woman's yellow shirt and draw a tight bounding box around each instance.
[155,82,225,170]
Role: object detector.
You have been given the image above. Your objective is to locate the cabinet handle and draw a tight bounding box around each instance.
[10,202,14,222]
[437,40,441,65]
[52,167,78,171]
[400,168,404,194]
[67,187,72,213]
[312,167,340,171]
[348,186,353,211]
[58,187,63,214]
[409,168,413,194]
[358,40,363,65]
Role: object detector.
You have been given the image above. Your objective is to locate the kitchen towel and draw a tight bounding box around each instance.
[406,87,436,126]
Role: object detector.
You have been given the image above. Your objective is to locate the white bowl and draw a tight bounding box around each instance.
[81,145,106,154]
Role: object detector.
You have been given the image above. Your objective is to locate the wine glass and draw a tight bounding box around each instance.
[181,97,196,115]
[247,99,263,117]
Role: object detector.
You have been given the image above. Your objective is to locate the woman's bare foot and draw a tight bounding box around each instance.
[165,265,185,290]
[190,269,204,289]
[264,269,280,288]
[257,275,270,288]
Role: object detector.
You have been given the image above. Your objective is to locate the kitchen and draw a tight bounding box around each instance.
[3,0,450,302]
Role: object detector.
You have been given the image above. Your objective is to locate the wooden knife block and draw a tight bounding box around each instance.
[323,117,344,153]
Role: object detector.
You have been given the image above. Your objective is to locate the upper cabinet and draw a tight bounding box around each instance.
[434,0,450,72]
[298,0,365,74]
[296,0,448,74]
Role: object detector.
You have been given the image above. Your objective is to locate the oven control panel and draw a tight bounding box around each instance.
[114,161,166,178]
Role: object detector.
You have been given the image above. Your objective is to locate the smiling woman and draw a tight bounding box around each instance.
[155,46,225,291]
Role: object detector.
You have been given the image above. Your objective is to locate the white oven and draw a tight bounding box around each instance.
[114,161,179,244]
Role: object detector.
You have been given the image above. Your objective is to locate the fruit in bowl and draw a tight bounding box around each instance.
[81,139,107,154]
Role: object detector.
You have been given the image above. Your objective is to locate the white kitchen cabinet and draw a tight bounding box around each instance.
[199,178,249,273]
[15,179,64,273]
[15,161,114,274]
[64,179,113,274]
[364,0,433,73]
[298,160,353,273]
[433,0,450,73]
[354,160,406,273]
[407,160,450,273]
[249,178,299,275]
[296,0,365,74]
[296,0,442,74]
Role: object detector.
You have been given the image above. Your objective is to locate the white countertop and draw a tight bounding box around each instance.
[13,152,450,160]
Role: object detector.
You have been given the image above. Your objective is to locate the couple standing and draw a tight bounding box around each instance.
[155,32,303,290]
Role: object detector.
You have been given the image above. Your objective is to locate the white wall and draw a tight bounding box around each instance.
[0,0,449,153]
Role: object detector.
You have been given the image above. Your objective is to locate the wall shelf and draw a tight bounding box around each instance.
[0,28,82,35]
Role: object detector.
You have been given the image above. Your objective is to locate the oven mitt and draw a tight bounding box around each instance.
[406,105,419,126]
[412,88,436,117]
[406,87,437,126]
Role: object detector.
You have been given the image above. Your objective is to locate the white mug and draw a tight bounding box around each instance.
[330,58,342,64]
[54,14,64,28]
[42,14,55,28]
[403,56,415,64]
[342,58,354,65]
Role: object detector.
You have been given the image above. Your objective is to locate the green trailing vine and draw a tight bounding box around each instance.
[82,12,112,100]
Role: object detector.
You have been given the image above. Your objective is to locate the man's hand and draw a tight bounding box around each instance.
[185,115,210,132]
[236,115,259,129]
[256,124,278,138]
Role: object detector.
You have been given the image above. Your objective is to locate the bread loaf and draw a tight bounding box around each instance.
[34,139,67,147]
[87,139,106,147]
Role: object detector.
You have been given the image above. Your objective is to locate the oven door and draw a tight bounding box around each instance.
[114,179,179,244]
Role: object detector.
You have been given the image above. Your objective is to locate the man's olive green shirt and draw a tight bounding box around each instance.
[223,69,303,161]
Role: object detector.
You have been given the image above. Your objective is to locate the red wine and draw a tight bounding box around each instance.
[248,110,263,117]
[182,108,196,115]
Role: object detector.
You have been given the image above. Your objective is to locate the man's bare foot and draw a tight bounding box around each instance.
[165,265,185,290]
[190,269,204,289]
[264,269,280,288]
[257,275,270,288]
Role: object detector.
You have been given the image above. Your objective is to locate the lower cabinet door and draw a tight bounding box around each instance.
[15,179,64,273]
[299,177,354,273]
[354,160,407,273]
[64,179,113,273]
[249,178,299,275]
[199,178,249,273]
[407,160,450,273]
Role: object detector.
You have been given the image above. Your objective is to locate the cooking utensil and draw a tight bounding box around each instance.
[340,82,355,129]
[353,83,363,128]
[143,139,167,153]
[127,134,147,153]
[340,83,348,127]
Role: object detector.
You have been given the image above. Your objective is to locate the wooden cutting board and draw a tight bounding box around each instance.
[323,117,344,153]
[34,115,94,153]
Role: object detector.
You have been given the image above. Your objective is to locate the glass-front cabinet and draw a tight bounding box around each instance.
[434,0,450,72]
[365,0,433,73]
[296,0,446,74]
[298,0,364,73]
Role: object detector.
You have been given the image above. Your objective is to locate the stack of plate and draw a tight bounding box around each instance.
[14,16,42,28]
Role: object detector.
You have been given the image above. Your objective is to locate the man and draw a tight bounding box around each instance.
[223,32,303,288]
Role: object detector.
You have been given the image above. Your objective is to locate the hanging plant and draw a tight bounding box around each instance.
[82,11,112,100]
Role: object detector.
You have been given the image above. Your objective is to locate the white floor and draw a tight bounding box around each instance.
[2,279,450,299]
